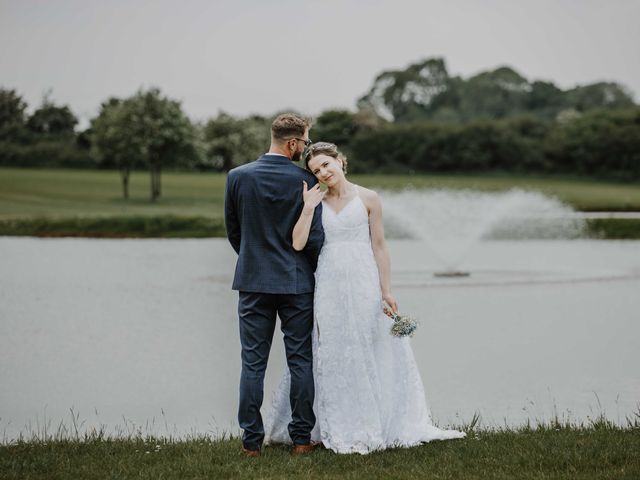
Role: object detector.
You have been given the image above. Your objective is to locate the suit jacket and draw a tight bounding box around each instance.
[224,154,325,294]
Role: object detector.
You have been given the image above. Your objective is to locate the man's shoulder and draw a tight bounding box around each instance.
[285,163,317,182]
[227,161,259,183]
[229,159,316,183]
[229,160,257,176]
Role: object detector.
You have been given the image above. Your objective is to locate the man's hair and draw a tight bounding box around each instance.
[271,113,310,141]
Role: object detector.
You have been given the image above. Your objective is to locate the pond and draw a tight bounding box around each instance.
[1,237,638,441]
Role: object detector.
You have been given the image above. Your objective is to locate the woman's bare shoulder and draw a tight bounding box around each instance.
[354,185,380,211]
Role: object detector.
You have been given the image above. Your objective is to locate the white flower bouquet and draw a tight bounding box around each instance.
[383,302,418,338]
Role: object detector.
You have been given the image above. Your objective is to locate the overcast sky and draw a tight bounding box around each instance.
[1,0,638,128]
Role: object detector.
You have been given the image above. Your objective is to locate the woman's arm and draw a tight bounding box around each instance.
[304,201,324,266]
[293,181,324,251]
[368,190,399,313]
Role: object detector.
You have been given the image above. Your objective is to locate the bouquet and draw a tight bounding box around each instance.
[383,302,418,338]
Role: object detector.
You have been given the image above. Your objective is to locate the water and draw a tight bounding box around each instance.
[1,237,639,442]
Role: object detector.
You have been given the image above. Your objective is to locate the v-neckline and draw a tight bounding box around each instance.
[323,194,359,217]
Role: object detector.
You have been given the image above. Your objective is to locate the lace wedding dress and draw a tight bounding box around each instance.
[265,188,465,454]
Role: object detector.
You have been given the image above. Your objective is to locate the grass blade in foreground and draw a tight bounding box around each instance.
[2,421,639,480]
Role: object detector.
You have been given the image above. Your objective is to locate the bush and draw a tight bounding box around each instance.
[544,109,640,179]
[350,120,548,174]
[0,140,95,168]
[0,215,226,238]
[350,109,640,179]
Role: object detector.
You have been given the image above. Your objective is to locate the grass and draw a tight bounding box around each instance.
[0,168,227,219]
[1,167,639,238]
[2,417,639,480]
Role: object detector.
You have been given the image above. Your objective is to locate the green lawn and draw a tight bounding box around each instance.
[2,423,639,480]
[1,168,639,238]
[0,168,227,219]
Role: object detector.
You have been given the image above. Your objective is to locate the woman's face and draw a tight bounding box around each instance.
[308,154,344,187]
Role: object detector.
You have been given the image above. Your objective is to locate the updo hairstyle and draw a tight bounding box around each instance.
[304,142,348,174]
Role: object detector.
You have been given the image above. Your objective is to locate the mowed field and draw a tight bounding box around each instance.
[1,167,640,219]
[0,168,228,219]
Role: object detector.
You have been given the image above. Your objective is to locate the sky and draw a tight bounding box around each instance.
[1,0,639,128]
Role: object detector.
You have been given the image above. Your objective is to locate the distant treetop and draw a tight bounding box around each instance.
[357,57,636,123]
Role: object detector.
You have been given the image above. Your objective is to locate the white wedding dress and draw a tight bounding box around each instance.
[265,188,465,454]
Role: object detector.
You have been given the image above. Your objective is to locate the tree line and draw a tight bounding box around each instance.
[342,110,640,180]
[1,57,638,201]
[357,58,636,122]
[0,88,274,200]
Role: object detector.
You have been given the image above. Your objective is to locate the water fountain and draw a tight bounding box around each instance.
[381,188,586,277]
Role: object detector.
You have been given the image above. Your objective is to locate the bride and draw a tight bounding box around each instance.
[265,142,465,454]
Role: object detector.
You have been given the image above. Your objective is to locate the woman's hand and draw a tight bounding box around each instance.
[302,181,324,212]
[382,292,399,317]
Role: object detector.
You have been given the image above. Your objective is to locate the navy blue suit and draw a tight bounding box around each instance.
[224,154,324,450]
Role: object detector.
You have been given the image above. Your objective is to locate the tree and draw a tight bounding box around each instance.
[91,89,196,201]
[459,67,531,120]
[358,58,451,122]
[91,97,141,199]
[357,57,637,122]
[527,81,566,117]
[202,113,270,171]
[312,110,360,147]
[126,88,195,201]
[0,88,28,140]
[27,96,77,136]
[565,82,635,112]
[311,109,383,172]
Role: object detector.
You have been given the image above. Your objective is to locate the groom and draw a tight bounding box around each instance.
[224,113,324,456]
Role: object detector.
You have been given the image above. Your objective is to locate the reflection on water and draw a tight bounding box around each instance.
[1,237,639,442]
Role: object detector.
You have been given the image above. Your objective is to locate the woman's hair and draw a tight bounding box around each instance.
[304,142,348,174]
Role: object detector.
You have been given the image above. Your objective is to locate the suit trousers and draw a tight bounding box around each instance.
[237,291,315,450]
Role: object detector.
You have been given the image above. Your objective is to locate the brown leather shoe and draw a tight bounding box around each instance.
[291,443,316,455]
[240,446,260,457]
